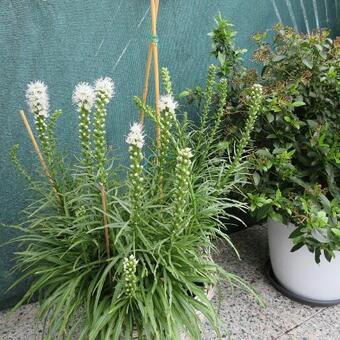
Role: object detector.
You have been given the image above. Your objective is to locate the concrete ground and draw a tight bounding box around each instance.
[0,225,339,339]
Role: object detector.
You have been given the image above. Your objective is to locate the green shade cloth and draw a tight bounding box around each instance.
[0,0,339,309]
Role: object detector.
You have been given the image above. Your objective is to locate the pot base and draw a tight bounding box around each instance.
[265,260,340,307]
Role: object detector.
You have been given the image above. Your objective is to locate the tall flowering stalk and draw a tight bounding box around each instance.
[236,84,263,163]
[200,65,216,131]
[156,68,178,195]
[220,84,263,188]
[199,79,229,165]
[123,255,138,298]
[126,123,145,227]
[72,82,95,167]
[173,147,193,232]
[93,77,115,182]
[161,67,173,96]
[210,79,228,141]
[159,94,178,162]
[26,81,50,152]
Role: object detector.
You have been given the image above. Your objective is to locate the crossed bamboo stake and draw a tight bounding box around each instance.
[140,0,161,149]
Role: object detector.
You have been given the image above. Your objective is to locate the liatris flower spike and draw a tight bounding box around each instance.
[173,147,193,232]
[240,83,263,148]
[26,81,49,118]
[161,67,173,95]
[246,83,263,109]
[123,255,138,298]
[159,94,178,114]
[220,83,263,188]
[72,82,95,112]
[126,123,145,226]
[95,77,115,103]
[158,93,178,188]
[73,82,95,165]
[93,76,115,181]
[26,81,50,150]
[126,122,145,149]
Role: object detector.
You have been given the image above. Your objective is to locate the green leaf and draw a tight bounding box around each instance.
[302,56,313,69]
[252,172,260,186]
[266,112,274,123]
[324,249,333,262]
[289,227,304,239]
[292,101,305,107]
[179,90,190,98]
[270,212,283,223]
[331,228,340,237]
[272,55,286,62]
[307,120,318,129]
[291,243,304,252]
[314,248,321,264]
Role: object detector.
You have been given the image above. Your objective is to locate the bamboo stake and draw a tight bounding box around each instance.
[150,0,161,149]
[139,0,160,125]
[99,182,112,285]
[140,0,161,149]
[19,110,61,205]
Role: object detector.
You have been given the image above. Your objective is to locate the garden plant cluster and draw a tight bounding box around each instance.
[8,14,340,340]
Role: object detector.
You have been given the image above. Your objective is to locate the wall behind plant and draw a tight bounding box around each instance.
[0,0,339,309]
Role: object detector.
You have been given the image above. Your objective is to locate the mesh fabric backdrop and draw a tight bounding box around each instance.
[0,0,339,309]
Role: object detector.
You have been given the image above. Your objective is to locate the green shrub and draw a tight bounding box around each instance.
[208,15,340,263]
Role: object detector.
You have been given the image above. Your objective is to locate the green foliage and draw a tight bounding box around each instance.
[9,70,263,339]
[249,25,340,260]
[209,17,340,261]
[208,13,246,79]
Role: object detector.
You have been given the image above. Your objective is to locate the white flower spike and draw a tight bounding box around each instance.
[126,122,145,149]
[72,82,95,111]
[95,77,115,100]
[159,94,178,114]
[26,81,49,117]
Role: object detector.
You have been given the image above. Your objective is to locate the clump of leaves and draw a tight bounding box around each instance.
[8,68,263,339]
[209,13,247,80]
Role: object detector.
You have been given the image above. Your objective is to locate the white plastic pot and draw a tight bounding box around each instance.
[267,219,340,302]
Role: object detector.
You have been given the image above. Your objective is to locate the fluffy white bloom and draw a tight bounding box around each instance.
[178,147,193,159]
[126,122,145,149]
[159,94,178,113]
[123,254,138,271]
[95,77,115,100]
[72,82,95,111]
[26,81,49,117]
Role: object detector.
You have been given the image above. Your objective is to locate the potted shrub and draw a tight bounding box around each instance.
[9,67,263,338]
[200,16,340,304]
[246,26,340,304]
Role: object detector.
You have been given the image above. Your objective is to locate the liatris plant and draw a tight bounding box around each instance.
[10,68,263,340]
